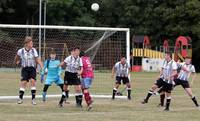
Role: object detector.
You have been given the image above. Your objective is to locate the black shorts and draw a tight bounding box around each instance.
[21,67,36,82]
[155,78,173,92]
[174,79,190,88]
[115,76,130,85]
[64,71,81,85]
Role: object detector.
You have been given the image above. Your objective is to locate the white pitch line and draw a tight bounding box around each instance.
[0,94,127,100]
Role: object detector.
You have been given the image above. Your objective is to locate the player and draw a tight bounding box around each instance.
[156,59,182,107]
[111,56,132,100]
[59,47,83,107]
[80,51,94,111]
[174,57,199,108]
[40,49,64,103]
[15,36,43,105]
[142,52,177,111]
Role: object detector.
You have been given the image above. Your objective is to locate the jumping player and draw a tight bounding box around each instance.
[59,47,83,107]
[15,36,43,105]
[80,51,94,110]
[111,56,132,100]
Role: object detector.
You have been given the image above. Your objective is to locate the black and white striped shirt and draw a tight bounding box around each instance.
[161,60,177,84]
[178,62,195,81]
[114,62,130,77]
[17,48,38,67]
[64,55,83,73]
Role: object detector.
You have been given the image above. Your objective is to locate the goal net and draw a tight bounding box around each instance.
[0,24,130,98]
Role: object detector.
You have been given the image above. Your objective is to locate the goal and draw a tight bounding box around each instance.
[0,24,130,98]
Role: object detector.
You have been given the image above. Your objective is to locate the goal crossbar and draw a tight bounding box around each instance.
[0,24,129,31]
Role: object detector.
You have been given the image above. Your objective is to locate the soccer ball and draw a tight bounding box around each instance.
[91,3,99,11]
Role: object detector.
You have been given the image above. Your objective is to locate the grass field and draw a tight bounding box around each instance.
[0,71,200,121]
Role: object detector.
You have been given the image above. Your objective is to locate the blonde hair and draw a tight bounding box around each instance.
[24,36,32,45]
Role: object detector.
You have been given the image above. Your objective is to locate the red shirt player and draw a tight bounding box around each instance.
[80,51,94,111]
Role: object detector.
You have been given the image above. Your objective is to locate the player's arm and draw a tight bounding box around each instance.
[190,66,197,86]
[36,57,43,69]
[111,66,116,78]
[157,68,163,79]
[15,49,21,65]
[60,61,66,67]
[33,48,43,69]
[78,58,83,75]
[170,69,177,79]
[169,62,178,80]
[41,60,47,75]
[15,54,20,65]
[190,72,196,86]
[60,57,68,68]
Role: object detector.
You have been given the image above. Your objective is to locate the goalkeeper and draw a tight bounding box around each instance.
[40,49,64,103]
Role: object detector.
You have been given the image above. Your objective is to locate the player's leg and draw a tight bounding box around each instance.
[62,84,69,103]
[183,83,199,107]
[30,67,37,105]
[164,92,171,111]
[58,72,69,107]
[112,77,121,100]
[18,67,28,104]
[125,80,131,100]
[42,84,50,102]
[58,84,67,107]
[163,83,173,111]
[75,84,83,107]
[157,88,165,107]
[82,78,93,110]
[18,81,27,104]
[141,78,164,104]
[30,78,37,105]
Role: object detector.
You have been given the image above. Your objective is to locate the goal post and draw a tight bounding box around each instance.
[0,24,130,97]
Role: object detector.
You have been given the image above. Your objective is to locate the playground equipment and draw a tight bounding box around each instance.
[132,35,192,72]
[174,36,192,62]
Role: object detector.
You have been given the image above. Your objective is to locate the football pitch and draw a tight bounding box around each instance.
[0,71,200,121]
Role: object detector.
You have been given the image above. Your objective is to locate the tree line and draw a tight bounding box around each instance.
[0,0,200,71]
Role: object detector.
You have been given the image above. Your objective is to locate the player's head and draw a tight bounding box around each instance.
[79,51,85,57]
[185,56,191,65]
[70,48,75,56]
[120,56,126,64]
[165,52,172,61]
[24,36,33,49]
[50,48,56,60]
[74,47,80,57]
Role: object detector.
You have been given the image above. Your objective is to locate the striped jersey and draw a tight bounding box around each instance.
[17,47,38,67]
[161,60,177,83]
[64,55,83,73]
[114,62,130,77]
[177,62,195,81]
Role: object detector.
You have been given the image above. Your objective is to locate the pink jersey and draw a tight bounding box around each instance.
[81,56,94,78]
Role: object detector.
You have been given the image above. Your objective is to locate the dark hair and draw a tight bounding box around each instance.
[79,51,85,57]
[73,47,80,50]
[50,48,56,54]
[69,48,74,52]
[121,56,126,59]
[165,52,172,58]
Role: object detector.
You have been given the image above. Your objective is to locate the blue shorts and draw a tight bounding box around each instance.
[81,78,93,89]
[45,77,64,86]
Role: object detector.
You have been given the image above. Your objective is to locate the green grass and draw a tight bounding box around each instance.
[0,71,200,121]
